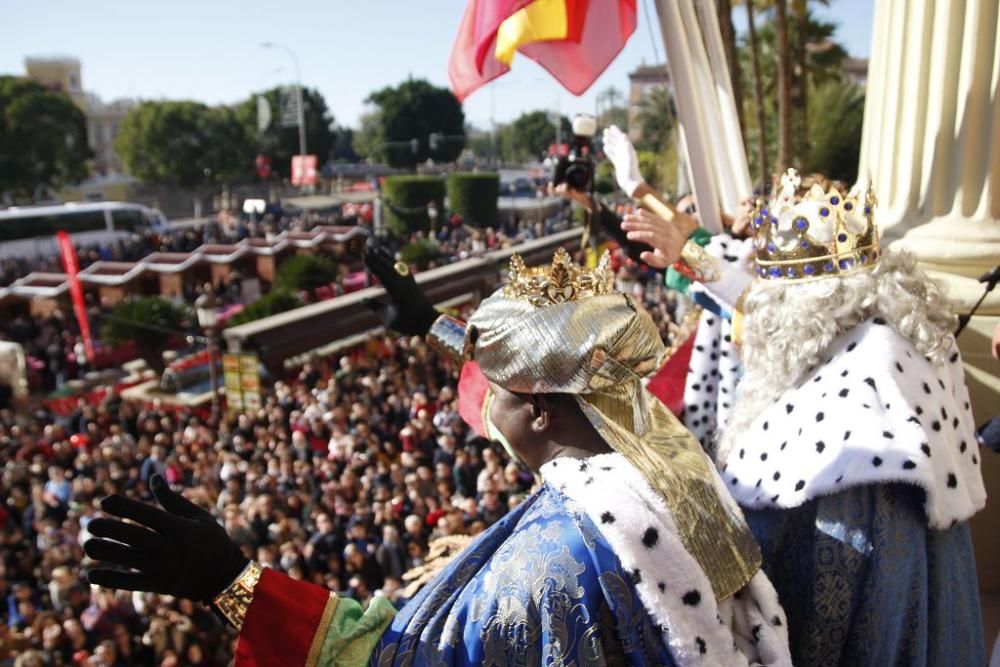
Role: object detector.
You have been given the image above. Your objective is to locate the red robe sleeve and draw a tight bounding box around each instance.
[234,568,336,666]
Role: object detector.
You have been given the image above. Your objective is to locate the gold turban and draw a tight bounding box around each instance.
[461,248,761,601]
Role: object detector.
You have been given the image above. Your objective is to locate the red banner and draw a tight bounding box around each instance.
[56,231,95,363]
[290,155,318,186]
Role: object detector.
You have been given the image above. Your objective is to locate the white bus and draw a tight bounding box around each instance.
[0,201,169,260]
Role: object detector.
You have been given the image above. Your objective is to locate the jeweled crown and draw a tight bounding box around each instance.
[504,247,615,306]
[752,169,881,280]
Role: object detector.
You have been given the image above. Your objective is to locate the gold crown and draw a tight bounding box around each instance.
[504,247,615,306]
[752,169,881,280]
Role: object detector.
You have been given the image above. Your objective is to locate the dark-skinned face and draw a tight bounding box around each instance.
[486,382,550,471]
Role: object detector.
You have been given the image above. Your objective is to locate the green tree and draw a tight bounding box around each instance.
[804,80,864,183]
[330,125,359,162]
[635,87,675,154]
[737,5,849,188]
[236,86,335,175]
[502,110,570,162]
[0,76,91,202]
[102,297,188,373]
[116,101,252,187]
[275,254,340,292]
[359,79,465,168]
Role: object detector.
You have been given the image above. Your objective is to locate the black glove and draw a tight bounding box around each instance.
[363,244,439,336]
[85,474,247,602]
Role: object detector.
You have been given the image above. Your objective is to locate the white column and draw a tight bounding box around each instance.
[858,0,1000,311]
[653,0,753,233]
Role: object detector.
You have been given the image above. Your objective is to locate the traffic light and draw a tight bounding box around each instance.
[429,132,441,151]
[410,138,419,154]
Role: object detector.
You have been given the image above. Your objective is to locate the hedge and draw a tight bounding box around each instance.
[228,290,303,327]
[446,172,499,228]
[275,254,339,291]
[399,239,443,270]
[382,175,446,236]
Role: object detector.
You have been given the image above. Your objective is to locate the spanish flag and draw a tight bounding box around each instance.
[449,0,637,101]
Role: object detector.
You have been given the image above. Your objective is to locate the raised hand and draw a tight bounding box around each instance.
[363,243,439,336]
[85,475,247,602]
[602,125,643,198]
[620,208,687,269]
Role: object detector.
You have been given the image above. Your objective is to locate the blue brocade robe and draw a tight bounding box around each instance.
[744,483,985,666]
[375,483,677,666]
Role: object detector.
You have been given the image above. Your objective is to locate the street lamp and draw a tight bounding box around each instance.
[260,42,307,164]
[195,290,220,419]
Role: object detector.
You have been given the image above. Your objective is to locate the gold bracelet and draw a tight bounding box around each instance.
[680,240,722,282]
[426,315,471,363]
[212,561,263,631]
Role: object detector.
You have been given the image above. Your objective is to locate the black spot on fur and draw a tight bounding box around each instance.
[682,590,702,606]
[795,480,805,491]
[600,511,615,524]
[642,527,659,548]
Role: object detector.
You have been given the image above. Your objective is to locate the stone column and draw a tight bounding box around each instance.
[858,0,1000,309]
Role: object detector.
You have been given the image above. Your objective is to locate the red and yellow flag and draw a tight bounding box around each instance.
[449,0,637,101]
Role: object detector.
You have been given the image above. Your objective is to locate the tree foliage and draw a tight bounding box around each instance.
[738,6,853,186]
[381,175,446,235]
[500,111,570,163]
[275,254,340,292]
[634,87,674,154]
[804,79,864,184]
[116,101,253,187]
[399,239,443,270]
[0,76,91,202]
[357,79,465,168]
[102,296,188,372]
[228,290,303,327]
[235,86,334,174]
[446,172,499,228]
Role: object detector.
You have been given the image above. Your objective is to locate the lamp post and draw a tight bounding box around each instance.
[260,42,307,164]
[195,291,220,419]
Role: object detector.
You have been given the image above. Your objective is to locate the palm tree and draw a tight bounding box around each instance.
[775,0,793,173]
[743,0,769,192]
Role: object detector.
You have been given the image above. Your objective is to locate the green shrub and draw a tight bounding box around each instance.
[102,296,188,372]
[399,239,443,270]
[446,172,499,228]
[382,175,445,236]
[595,160,616,194]
[228,290,303,327]
[275,254,339,291]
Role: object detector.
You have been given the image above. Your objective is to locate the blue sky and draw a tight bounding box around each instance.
[1,0,872,129]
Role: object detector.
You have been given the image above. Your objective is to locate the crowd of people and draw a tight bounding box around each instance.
[0,233,682,666]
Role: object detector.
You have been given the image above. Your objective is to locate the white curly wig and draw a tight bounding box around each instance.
[717,248,957,461]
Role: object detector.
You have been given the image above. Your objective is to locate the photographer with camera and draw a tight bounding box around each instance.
[550,118,698,271]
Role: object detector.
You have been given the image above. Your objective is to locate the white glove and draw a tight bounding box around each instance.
[602,125,643,198]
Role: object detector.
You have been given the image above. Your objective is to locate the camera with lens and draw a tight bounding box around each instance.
[553,114,597,192]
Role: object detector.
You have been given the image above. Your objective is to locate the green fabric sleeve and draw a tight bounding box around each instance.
[665,227,713,293]
[317,595,397,666]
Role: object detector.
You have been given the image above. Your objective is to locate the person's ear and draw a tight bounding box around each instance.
[529,396,550,433]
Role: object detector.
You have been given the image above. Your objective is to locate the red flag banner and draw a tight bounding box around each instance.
[449,0,637,101]
[56,231,95,363]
